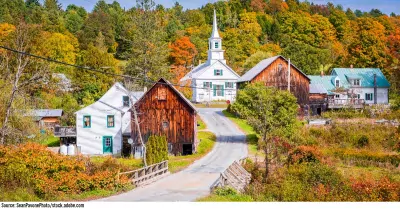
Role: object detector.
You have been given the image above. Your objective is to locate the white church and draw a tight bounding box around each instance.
[180,10,240,103]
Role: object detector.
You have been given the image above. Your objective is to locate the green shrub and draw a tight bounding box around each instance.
[356,135,369,148]
[214,187,238,196]
[145,135,168,165]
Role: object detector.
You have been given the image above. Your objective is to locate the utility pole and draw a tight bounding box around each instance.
[288,58,291,92]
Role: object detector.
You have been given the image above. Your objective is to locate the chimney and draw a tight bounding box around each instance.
[350,64,353,69]
[320,71,324,77]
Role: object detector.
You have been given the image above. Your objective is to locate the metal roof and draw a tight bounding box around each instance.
[308,75,336,95]
[31,109,63,117]
[309,83,328,94]
[238,55,310,82]
[332,68,390,88]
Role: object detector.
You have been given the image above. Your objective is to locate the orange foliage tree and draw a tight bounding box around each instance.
[168,36,197,67]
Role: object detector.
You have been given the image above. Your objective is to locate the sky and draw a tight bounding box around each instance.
[56,0,400,15]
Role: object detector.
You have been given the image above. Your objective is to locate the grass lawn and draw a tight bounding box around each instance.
[197,114,207,130]
[168,131,216,173]
[221,110,263,157]
[39,135,59,147]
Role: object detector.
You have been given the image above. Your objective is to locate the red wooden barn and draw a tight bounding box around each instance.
[237,55,310,106]
[131,78,198,156]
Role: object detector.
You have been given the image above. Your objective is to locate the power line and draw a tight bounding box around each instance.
[0,45,217,91]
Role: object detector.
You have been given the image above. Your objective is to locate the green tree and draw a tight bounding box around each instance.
[145,135,168,165]
[124,0,171,87]
[230,82,298,180]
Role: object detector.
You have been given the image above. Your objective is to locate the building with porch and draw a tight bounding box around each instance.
[180,10,240,103]
[308,68,390,109]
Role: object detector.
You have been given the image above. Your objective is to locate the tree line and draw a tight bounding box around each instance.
[0,0,399,143]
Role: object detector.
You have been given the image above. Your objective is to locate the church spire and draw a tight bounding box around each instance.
[210,9,220,38]
[207,9,225,64]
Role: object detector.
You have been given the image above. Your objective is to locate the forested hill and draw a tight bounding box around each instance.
[0,0,400,126]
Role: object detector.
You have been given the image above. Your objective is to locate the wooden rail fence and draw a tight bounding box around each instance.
[118,160,169,187]
[211,159,251,193]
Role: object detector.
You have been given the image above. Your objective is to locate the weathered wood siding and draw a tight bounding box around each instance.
[132,82,197,155]
[248,57,310,105]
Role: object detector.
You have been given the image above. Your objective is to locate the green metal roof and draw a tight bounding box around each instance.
[332,68,390,88]
[307,75,336,95]
[308,68,390,95]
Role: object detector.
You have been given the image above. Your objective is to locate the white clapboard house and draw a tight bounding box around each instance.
[75,83,144,155]
[180,10,240,103]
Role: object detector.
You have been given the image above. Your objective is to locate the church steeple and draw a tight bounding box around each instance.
[207,9,225,64]
[211,9,220,38]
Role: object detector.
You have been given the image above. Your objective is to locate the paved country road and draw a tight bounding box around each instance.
[98,108,247,202]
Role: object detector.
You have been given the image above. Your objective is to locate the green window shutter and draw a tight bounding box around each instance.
[203,82,206,88]
[222,86,224,96]
[213,85,216,96]
[365,93,368,100]
[214,69,216,75]
[371,93,374,101]
[210,82,212,88]
[221,70,223,76]
[225,82,228,88]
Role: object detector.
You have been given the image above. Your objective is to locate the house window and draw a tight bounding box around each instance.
[158,85,167,100]
[123,96,130,107]
[335,94,340,99]
[357,94,360,99]
[215,85,224,96]
[353,79,360,86]
[83,115,91,128]
[203,82,212,88]
[215,42,219,49]
[225,82,234,88]
[107,115,115,128]
[214,69,223,76]
[366,93,374,101]
[335,80,340,87]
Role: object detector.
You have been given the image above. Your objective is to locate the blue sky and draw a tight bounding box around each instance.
[57,0,399,15]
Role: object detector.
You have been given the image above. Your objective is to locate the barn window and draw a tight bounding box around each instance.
[278,63,283,73]
[123,96,130,107]
[168,143,173,153]
[162,121,169,129]
[107,115,115,128]
[83,115,91,128]
[158,85,167,100]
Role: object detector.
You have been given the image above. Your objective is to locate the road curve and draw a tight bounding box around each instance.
[97,108,247,202]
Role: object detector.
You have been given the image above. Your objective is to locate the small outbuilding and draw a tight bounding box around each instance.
[131,78,198,156]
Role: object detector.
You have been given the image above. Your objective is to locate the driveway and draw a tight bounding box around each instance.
[98,108,247,202]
